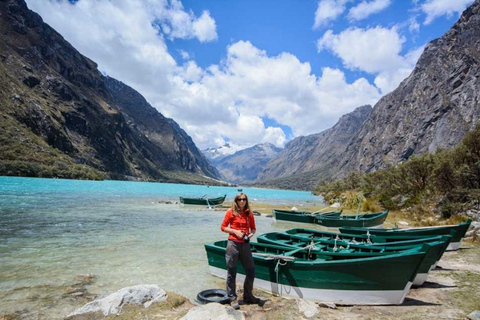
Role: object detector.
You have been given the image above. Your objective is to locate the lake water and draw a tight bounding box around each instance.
[0,177,324,319]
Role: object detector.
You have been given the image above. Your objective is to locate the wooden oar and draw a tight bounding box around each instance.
[311,207,334,215]
[252,253,296,261]
[253,241,323,261]
[311,203,341,215]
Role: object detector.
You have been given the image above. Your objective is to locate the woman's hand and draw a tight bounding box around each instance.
[233,230,244,238]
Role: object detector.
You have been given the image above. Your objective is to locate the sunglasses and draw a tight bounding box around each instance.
[237,198,247,201]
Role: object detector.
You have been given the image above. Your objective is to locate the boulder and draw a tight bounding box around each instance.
[68,284,167,316]
[467,310,480,320]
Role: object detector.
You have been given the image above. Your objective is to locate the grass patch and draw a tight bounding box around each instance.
[449,270,480,312]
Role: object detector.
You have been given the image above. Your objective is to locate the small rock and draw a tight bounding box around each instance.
[318,301,337,309]
[467,310,480,320]
[399,221,409,226]
[74,274,96,285]
[291,207,298,211]
[71,292,85,297]
[297,299,319,318]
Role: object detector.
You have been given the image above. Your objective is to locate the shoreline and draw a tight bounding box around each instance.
[62,240,480,320]
[1,198,478,319]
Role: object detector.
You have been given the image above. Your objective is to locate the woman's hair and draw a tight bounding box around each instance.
[231,193,251,216]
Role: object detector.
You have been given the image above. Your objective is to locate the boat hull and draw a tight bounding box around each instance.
[209,265,413,305]
[315,210,389,228]
[339,219,471,251]
[204,240,428,305]
[273,209,342,224]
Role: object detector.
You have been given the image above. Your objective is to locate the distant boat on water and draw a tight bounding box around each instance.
[179,194,227,207]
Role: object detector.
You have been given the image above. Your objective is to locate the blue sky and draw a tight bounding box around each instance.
[26,0,474,154]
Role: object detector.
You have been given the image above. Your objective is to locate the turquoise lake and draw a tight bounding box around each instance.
[0,176,325,319]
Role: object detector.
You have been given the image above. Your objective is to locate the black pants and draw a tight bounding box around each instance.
[225,240,256,301]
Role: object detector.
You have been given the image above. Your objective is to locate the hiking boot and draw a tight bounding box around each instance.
[240,297,261,305]
[230,298,240,310]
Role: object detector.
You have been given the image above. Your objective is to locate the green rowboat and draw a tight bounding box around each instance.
[257,231,452,286]
[284,227,454,248]
[315,210,389,228]
[339,219,472,251]
[179,194,226,207]
[273,209,342,224]
[204,240,432,305]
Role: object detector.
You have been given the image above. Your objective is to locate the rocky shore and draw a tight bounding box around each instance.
[60,241,480,320]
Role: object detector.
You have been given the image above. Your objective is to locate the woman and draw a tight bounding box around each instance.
[220,193,260,307]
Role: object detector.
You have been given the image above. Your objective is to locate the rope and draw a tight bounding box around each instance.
[274,258,288,296]
[366,230,372,244]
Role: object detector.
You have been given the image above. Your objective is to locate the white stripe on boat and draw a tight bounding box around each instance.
[412,273,428,286]
[209,266,412,305]
[447,241,461,251]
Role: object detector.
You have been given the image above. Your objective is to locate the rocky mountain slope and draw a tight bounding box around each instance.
[0,0,219,183]
[257,105,372,188]
[339,0,480,175]
[215,143,282,184]
[259,0,480,189]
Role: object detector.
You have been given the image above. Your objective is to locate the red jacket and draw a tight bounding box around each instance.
[221,208,256,242]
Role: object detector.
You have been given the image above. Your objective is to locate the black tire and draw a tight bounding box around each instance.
[196,289,230,304]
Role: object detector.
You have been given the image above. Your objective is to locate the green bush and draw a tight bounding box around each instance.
[316,123,480,218]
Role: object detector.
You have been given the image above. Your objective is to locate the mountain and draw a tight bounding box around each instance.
[0,0,220,183]
[258,0,480,189]
[202,143,242,165]
[215,143,282,184]
[257,105,372,189]
[339,0,480,175]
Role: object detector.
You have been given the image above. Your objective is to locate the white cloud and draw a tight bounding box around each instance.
[348,0,391,21]
[161,40,381,148]
[25,0,382,151]
[313,0,350,29]
[264,127,287,147]
[179,61,203,82]
[317,27,405,74]
[317,26,423,94]
[421,0,474,25]
[408,17,420,33]
[192,11,218,42]
[179,50,190,60]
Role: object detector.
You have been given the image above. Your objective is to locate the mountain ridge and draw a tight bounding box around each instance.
[256,0,480,190]
[215,142,282,184]
[0,0,220,183]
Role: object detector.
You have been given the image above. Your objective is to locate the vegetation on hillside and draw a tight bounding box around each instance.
[315,124,480,221]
